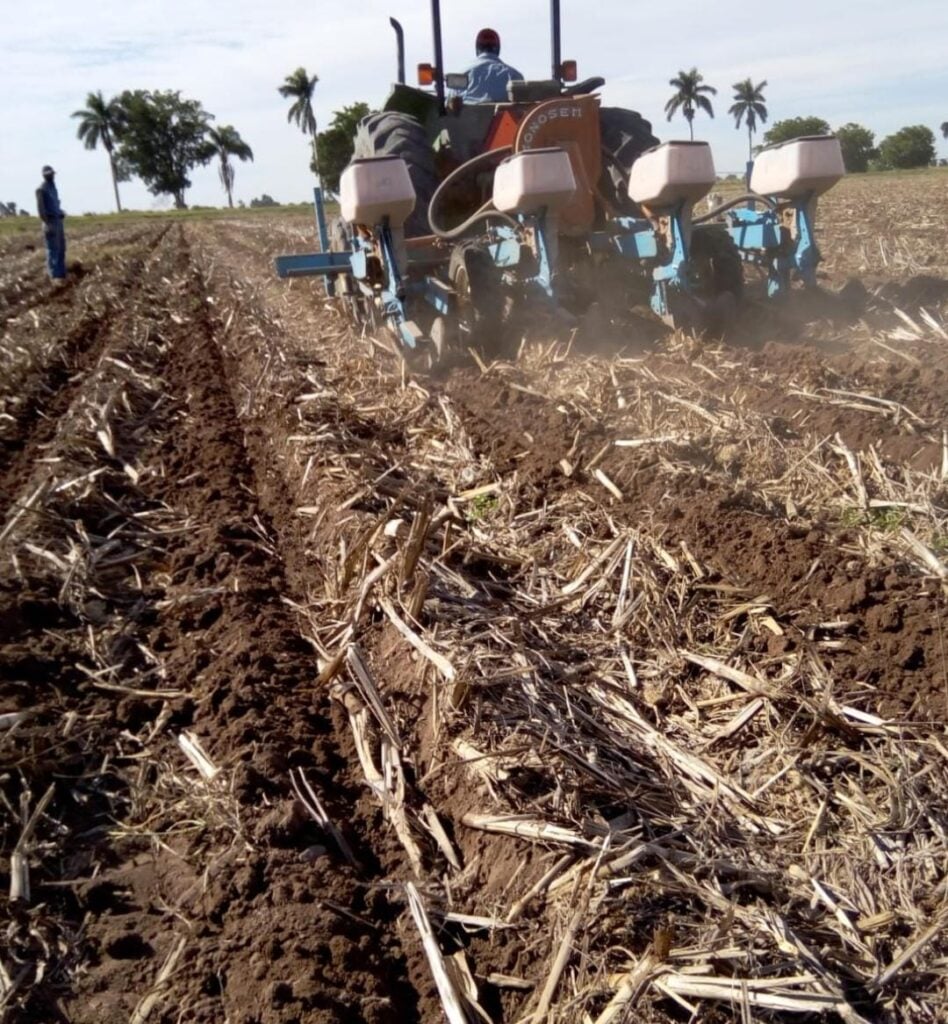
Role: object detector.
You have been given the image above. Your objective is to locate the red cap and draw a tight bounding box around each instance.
[476,27,501,53]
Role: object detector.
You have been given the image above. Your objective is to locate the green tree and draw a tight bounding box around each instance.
[728,78,768,160]
[250,194,279,208]
[206,125,254,208]
[941,121,948,139]
[279,67,320,176]
[313,102,372,192]
[762,116,830,147]
[664,68,717,141]
[115,90,214,208]
[877,125,936,169]
[71,90,128,212]
[835,123,876,173]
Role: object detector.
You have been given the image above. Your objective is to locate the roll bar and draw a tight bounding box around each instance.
[550,0,562,82]
[421,0,567,111]
[431,0,446,112]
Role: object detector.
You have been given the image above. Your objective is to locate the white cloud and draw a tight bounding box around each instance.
[1,0,945,213]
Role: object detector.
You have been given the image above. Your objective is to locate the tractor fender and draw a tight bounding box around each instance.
[513,95,602,233]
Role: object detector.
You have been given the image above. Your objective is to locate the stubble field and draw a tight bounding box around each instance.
[1,168,947,1024]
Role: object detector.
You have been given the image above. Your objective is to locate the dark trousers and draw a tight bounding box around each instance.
[44,219,66,279]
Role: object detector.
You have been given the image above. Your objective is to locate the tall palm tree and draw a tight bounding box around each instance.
[729,79,769,160]
[664,68,717,141]
[72,90,125,212]
[941,122,948,139]
[278,67,320,177]
[207,125,253,208]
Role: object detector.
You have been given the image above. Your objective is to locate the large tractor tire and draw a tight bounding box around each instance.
[352,112,439,237]
[598,107,660,214]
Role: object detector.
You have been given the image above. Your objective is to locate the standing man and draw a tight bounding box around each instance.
[461,28,524,104]
[36,165,66,280]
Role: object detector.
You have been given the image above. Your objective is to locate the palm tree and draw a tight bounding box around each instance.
[942,122,948,139]
[278,67,320,177]
[665,68,717,141]
[729,79,768,160]
[207,126,253,208]
[72,90,125,212]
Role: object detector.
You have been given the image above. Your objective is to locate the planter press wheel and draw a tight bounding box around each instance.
[444,242,504,357]
[672,225,744,335]
[328,215,364,323]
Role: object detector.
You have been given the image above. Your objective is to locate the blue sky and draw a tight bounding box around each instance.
[2,0,946,213]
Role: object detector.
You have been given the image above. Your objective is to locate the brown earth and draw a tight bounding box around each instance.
[2,171,947,1024]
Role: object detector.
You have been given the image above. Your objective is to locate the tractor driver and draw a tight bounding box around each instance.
[461,28,524,103]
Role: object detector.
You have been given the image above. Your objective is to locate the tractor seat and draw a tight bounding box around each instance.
[563,77,605,96]
[507,77,605,102]
[507,80,561,102]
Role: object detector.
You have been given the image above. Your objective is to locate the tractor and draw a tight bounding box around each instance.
[276,1,845,361]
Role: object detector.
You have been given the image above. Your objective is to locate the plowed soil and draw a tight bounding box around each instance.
[2,171,947,1024]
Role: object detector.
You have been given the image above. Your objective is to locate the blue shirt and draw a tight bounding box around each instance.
[36,179,63,223]
[461,53,524,104]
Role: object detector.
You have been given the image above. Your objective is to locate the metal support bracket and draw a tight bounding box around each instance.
[791,198,820,287]
[378,223,423,350]
[274,251,353,279]
[726,193,821,298]
[650,205,690,322]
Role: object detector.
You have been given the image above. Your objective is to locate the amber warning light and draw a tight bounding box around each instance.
[417,63,435,86]
[561,60,578,82]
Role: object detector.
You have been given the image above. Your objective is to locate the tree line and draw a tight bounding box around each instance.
[73,69,341,209]
[73,90,253,210]
[664,69,945,171]
[71,70,333,211]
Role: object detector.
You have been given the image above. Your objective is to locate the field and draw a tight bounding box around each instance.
[1,169,947,1024]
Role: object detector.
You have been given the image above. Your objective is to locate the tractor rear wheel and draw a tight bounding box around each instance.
[598,107,660,215]
[352,112,439,237]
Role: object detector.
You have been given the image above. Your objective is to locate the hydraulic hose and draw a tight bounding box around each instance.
[428,146,521,240]
[693,192,777,225]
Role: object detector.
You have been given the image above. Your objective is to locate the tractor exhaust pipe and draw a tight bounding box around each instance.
[550,0,562,82]
[430,0,446,113]
[389,17,405,84]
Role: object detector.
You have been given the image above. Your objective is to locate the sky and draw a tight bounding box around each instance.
[2,0,947,214]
